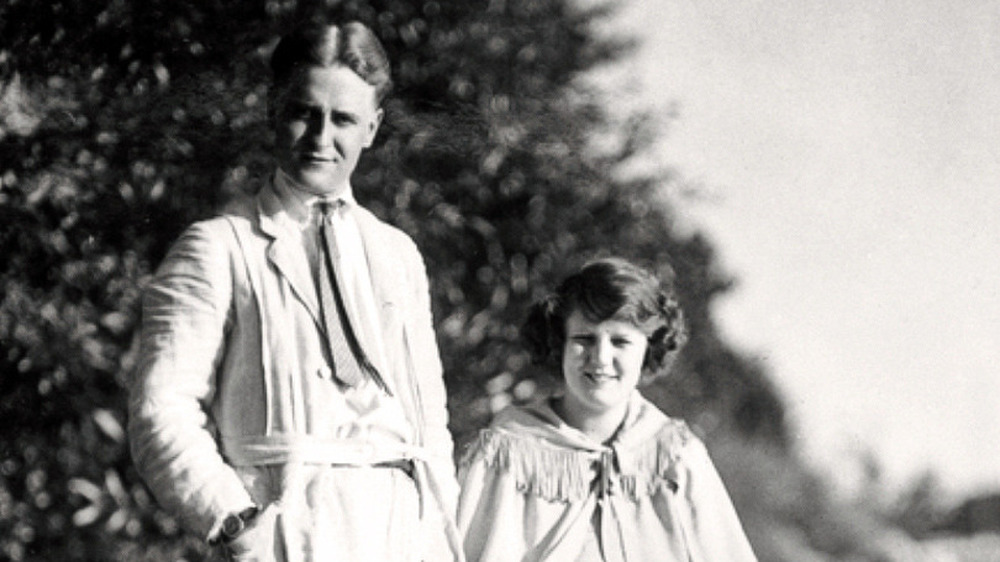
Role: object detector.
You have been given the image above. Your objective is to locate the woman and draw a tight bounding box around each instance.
[457,258,757,561]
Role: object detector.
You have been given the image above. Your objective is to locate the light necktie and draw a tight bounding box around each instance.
[316,200,391,394]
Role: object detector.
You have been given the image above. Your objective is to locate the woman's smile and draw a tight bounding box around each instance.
[583,371,620,384]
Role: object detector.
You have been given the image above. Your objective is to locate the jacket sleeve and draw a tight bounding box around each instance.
[127,220,254,541]
[406,247,459,512]
[675,436,758,562]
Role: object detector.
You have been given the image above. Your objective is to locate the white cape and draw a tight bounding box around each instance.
[457,392,757,562]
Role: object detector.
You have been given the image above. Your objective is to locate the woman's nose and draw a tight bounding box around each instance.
[589,338,613,367]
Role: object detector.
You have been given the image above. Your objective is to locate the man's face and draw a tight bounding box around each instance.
[271,64,383,196]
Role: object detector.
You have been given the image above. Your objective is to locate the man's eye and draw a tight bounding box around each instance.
[332,114,355,126]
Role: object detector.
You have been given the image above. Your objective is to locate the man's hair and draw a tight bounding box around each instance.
[270,21,393,104]
[521,257,688,378]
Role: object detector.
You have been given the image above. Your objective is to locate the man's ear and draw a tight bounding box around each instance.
[363,107,384,148]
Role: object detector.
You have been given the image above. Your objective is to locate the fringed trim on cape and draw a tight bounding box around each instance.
[617,418,692,501]
[465,419,693,504]
[471,430,594,503]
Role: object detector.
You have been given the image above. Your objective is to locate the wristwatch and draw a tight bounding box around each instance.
[219,505,260,544]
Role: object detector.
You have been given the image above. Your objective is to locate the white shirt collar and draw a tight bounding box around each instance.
[272,168,357,226]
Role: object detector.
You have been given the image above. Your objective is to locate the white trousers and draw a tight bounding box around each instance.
[223,463,421,562]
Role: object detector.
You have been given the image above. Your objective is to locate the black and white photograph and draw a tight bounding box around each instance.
[1,1,997,560]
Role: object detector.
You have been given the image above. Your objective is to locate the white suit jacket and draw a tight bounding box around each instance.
[128,179,459,557]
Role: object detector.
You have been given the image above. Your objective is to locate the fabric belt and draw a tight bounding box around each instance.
[372,459,415,479]
[221,434,428,468]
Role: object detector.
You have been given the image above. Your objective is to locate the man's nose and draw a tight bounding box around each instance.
[308,115,334,147]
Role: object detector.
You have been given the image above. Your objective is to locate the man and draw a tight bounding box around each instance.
[128,21,461,561]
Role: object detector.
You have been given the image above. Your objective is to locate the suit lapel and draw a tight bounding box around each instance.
[354,207,401,380]
[354,207,430,433]
[256,184,323,329]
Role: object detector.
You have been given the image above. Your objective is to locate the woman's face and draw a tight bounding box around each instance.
[561,309,648,419]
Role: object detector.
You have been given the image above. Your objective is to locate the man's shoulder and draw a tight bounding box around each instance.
[353,205,420,253]
[168,196,259,254]
[182,212,249,240]
[185,192,265,242]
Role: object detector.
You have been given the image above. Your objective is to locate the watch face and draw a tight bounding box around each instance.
[222,513,243,536]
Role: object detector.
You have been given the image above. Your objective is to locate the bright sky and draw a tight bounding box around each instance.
[605,0,1000,499]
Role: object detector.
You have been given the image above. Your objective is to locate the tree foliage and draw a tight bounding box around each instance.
[1,0,790,559]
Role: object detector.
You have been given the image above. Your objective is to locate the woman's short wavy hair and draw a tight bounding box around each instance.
[521,257,687,378]
[270,21,393,104]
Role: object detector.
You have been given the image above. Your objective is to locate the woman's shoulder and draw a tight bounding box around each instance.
[460,400,597,502]
[465,400,575,459]
[618,395,697,452]
[612,396,709,498]
[490,399,556,429]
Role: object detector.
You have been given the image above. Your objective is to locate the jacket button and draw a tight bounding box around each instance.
[317,366,332,380]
